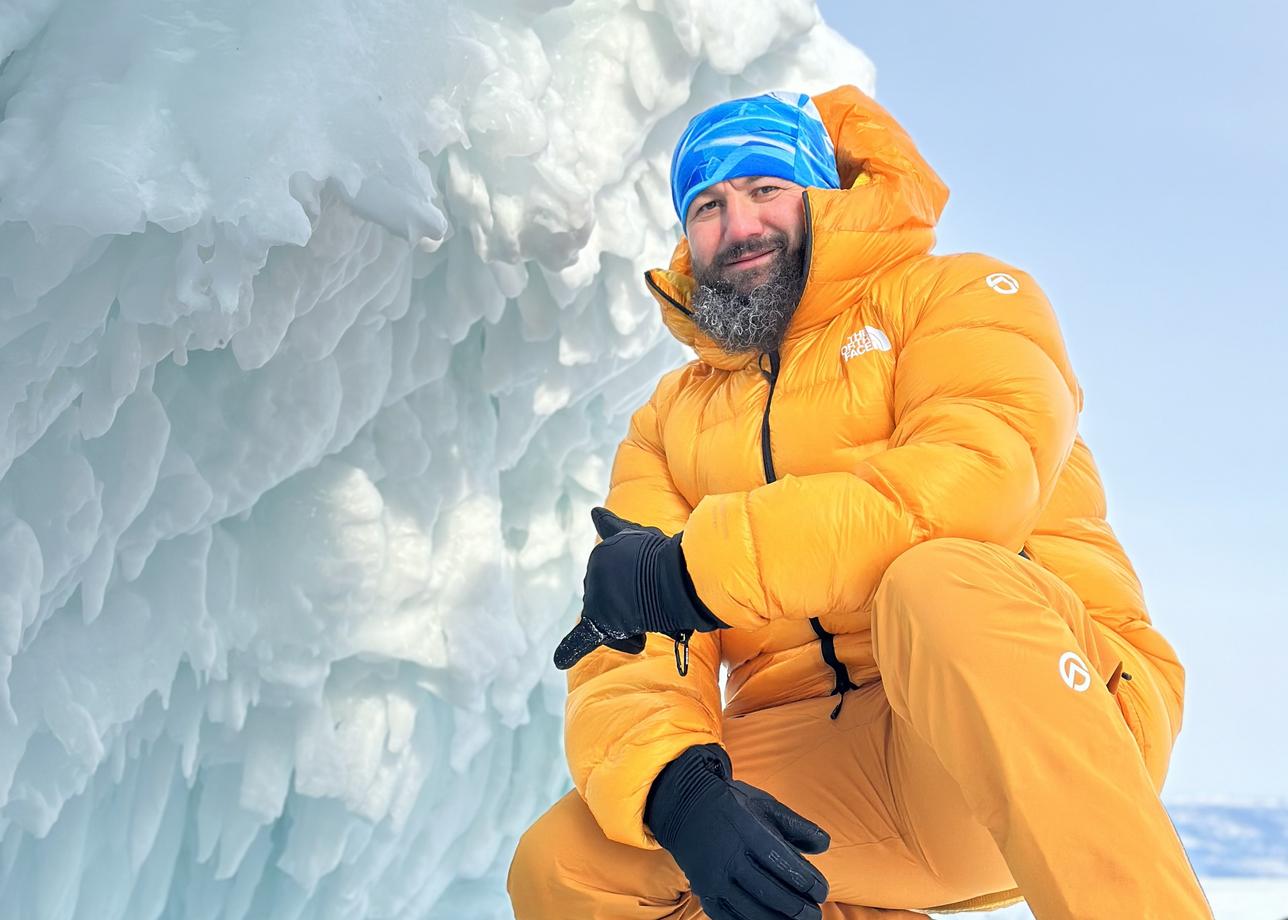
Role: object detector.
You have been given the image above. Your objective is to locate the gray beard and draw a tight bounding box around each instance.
[690,243,806,354]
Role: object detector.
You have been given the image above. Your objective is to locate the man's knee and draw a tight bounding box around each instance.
[878,536,984,594]
[874,539,1001,625]
[872,538,1072,650]
[873,537,1087,660]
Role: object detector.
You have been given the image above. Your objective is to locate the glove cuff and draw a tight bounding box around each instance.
[644,743,731,848]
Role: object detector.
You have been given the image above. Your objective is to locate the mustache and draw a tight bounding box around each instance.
[717,234,787,266]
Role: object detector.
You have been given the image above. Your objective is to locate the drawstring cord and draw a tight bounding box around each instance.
[830,693,847,720]
[829,680,862,720]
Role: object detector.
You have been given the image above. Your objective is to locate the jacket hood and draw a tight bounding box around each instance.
[645,84,950,371]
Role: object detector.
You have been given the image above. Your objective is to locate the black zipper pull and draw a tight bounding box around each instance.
[830,681,860,720]
[673,630,692,676]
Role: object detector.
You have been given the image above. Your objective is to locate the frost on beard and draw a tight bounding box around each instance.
[0,1,871,917]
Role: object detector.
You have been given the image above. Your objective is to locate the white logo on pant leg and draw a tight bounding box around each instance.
[1059,651,1091,692]
[841,326,892,362]
[986,272,1020,295]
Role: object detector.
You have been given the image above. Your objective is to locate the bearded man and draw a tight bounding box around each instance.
[507,87,1212,920]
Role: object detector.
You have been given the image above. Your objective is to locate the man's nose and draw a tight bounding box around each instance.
[722,195,765,244]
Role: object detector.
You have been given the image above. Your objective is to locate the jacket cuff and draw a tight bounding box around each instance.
[677,493,765,629]
[664,534,727,631]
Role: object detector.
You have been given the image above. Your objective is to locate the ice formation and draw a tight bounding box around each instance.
[0,1,872,916]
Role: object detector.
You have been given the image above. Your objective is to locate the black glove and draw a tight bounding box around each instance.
[645,744,831,920]
[553,507,727,671]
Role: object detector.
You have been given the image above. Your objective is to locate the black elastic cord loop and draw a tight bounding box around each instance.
[673,630,692,676]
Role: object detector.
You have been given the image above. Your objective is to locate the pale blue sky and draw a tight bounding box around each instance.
[817,0,1287,799]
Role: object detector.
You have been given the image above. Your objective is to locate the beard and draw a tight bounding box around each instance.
[690,231,806,355]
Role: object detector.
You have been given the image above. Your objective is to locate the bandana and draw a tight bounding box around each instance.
[670,91,841,226]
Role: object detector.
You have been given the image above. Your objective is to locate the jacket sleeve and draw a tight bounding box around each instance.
[680,257,1081,629]
[564,369,724,849]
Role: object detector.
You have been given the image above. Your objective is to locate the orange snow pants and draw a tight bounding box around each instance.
[509,539,1212,919]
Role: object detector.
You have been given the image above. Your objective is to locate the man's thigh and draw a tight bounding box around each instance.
[723,687,1016,912]
[508,782,934,920]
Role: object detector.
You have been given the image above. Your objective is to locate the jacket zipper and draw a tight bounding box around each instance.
[757,347,858,720]
[652,193,856,709]
[645,271,693,316]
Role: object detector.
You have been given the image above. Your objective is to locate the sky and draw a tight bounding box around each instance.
[816,0,1288,799]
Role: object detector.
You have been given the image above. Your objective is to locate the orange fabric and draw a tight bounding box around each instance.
[515,540,1210,917]
[550,83,1198,911]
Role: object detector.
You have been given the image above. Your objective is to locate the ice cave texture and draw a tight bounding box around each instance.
[0,1,872,917]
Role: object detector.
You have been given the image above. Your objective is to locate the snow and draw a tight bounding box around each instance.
[949,879,1288,920]
[0,0,872,916]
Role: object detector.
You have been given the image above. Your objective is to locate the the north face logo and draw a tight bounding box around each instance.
[841,326,892,362]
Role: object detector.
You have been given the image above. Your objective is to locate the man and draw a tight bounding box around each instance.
[508,87,1212,919]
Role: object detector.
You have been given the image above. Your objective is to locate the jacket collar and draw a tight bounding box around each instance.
[644,85,949,372]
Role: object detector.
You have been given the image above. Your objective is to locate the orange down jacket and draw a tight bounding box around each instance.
[563,84,1186,849]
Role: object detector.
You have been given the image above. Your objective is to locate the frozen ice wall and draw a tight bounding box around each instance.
[0,1,871,917]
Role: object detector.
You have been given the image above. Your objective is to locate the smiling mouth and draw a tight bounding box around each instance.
[725,248,777,268]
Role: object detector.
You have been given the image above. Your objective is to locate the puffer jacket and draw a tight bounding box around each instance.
[564,84,1186,849]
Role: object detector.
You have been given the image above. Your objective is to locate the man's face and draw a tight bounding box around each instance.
[684,176,808,354]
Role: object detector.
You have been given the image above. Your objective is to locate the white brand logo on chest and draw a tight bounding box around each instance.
[841,326,892,362]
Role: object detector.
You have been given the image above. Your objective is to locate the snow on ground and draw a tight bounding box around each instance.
[0,0,873,917]
[1199,878,1288,919]
[943,878,1288,920]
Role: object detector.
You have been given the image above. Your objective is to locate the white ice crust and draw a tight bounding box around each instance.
[0,1,872,916]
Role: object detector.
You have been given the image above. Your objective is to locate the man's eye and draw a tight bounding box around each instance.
[756,185,781,195]
[696,200,718,214]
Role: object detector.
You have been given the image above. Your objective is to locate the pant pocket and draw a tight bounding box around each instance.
[1114,674,1151,763]
[1111,661,1175,790]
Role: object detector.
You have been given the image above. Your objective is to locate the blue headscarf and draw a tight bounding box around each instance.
[670,91,841,226]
